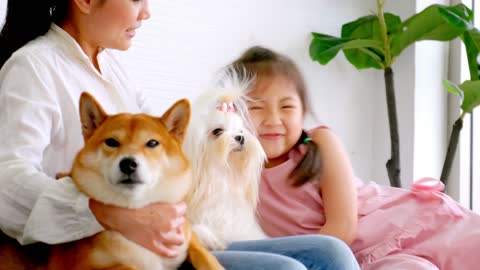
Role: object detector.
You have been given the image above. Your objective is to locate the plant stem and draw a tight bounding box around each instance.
[440,112,466,186]
[384,67,402,188]
[378,0,401,187]
[377,0,392,67]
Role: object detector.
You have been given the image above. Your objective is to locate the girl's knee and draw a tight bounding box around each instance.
[299,235,359,270]
[212,251,307,270]
[302,235,351,255]
[270,256,307,270]
[323,236,353,255]
[236,252,306,270]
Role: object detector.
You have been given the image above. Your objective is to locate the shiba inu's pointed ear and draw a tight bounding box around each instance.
[162,99,190,143]
[79,92,108,141]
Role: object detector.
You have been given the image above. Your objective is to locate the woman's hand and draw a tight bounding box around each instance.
[89,199,186,258]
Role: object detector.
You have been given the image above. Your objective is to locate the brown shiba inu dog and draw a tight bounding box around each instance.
[0,92,223,270]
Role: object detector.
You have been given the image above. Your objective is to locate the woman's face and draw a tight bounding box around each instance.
[74,0,150,51]
[64,0,150,56]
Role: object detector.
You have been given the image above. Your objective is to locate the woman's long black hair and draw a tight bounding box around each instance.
[0,0,68,68]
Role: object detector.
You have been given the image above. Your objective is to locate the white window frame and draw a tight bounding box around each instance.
[472,0,480,212]
[447,0,478,212]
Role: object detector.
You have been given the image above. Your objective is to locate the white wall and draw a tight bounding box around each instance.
[124,0,414,187]
[413,0,450,183]
[0,1,4,24]
[0,1,451,189]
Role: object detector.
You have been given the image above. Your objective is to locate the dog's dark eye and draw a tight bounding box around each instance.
[212,128,223,136]
[146,139,159,148]
[105,138,120,147]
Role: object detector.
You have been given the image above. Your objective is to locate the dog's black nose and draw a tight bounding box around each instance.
[119,157,137,175]
[235,135,245,145]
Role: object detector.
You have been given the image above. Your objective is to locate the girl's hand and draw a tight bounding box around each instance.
[89,199,186,258]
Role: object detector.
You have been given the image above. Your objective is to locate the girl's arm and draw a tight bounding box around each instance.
[310,128,358,244]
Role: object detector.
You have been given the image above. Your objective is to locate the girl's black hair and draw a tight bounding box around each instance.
[0,0,69,68]
[289,130,322,186]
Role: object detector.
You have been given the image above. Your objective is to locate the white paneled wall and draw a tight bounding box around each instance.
[122,0,403,187]
[0,1,451,189]
[0,1,4,22]
[414,0,450,184]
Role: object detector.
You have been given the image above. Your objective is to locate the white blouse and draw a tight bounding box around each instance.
[0,24,152,244]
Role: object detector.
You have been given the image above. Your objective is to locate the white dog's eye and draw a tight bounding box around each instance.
[212,128,223,137]
[105,138,120,148]
[146,139,159,148]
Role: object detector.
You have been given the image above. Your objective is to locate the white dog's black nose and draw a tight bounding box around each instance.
[120,157,137,175]
[235,135,245,145]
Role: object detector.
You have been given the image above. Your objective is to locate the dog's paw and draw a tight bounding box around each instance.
[55,172,70,180]
[192,225,226,251]
[208,240,226,251]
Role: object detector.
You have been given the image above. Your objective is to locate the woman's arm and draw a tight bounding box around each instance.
[0,54,104,245]
[310,128,358,244]
[0,55,186,257]
[90,200,186,258]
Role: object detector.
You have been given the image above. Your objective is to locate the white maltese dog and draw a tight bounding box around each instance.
[184,68,267,251]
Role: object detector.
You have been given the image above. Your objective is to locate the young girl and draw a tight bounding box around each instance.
[233,46,480,270]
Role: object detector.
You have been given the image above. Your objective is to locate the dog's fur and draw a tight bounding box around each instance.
[0,93,223,270]
[184,70,267,251]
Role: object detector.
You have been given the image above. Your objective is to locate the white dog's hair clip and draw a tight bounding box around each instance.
[215,98,235,113]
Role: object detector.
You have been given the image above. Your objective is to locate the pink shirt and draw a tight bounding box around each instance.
[255,128,479,269]
[257,144,327,237]
[257,126,333,237]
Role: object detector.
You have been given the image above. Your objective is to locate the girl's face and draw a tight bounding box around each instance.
[247,75,304,167]
[81,0,150,51]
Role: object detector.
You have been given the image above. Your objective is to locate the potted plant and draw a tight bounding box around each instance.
[309,0,475,188]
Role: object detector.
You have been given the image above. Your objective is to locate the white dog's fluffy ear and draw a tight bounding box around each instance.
[79,92,108,142]
[161,98,191,143]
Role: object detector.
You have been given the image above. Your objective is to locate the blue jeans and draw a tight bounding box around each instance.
[180,235,360,270]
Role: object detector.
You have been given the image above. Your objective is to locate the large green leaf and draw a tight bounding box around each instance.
[443,80,464,102]
[342,14,402,40]
[341,47,384,69]
[309,33,351,65]
[340,13,401,69]
[391,4,473,57]
[309,32,384,66]
[458,80,480,113]
[342,15,378,40]
[462,29,480,81]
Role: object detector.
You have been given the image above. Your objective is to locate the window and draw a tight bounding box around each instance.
[472,0,480,212]
[462,0,480,213]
